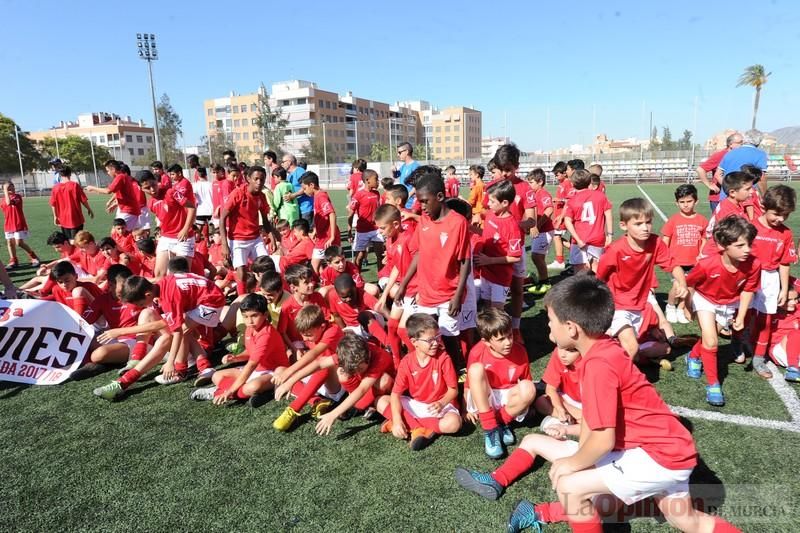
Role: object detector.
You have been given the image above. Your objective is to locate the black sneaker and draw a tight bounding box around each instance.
[247,390,274,409]
[69,362,109,381]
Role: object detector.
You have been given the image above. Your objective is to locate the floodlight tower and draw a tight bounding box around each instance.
[136,33,162,161]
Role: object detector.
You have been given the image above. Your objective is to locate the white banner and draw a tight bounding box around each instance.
[0,299,94,385]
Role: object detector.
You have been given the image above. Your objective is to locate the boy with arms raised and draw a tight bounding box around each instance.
[563,169,612,273]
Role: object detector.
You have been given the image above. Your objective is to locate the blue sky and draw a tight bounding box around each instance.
[3,0,798,151]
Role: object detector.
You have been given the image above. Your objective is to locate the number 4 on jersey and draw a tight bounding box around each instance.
[580,202,596,224]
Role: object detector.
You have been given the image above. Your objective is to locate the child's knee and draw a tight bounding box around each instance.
[375,395,390,413]
[517,380,536,404]
[438,413,462,434]
[71,286,89,298]
[467,362,486,380]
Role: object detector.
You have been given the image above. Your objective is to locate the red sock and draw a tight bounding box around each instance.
[235,387,250,400]
[387,317,402,369]
[216,376,236,392]
[534,501,567,523]
[478,410,498,431]
[367,319,387,345]
[459,335,469,363]
[355,386,377,410]
[72,297,89,317]
[567,516,602,533]
[236,277,247,296]
[174,361,188,375]
[556,255,564,264]
[398,327,415,354]
[689,339,702,360]
[492,448,535,487]
[699,344,719,384]
[713,516,742,532]
[118,369,142,389]
[290,369,329,411]
[498,405,515,425]
[752,312,771,357]
[131,341,148,361]
[786,330,800,367]
[196,354,212,372]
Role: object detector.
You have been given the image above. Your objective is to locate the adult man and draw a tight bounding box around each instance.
[696,132,743,211]
[49,158,63,186]
[716,129,769,200]
[392,142,419,209]
[281,153,314,224]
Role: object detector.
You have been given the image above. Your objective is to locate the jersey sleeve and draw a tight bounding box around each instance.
[107,174,123,193]
[580,359,620,430]
[595,244,617,281]
[541,352,562,388]
[523,187,537,209]
[248,334,268,364]
[453,216,471,261]
[661,217,675,238]
[49,188,58,207]
[441,354,458,389]
[780,231,797,265]
[743,261,761,292]
[392,360,410,395]
[699,150,725,172]
[654,238,674,271]
[318,194,334,217]
[685,262,706,288]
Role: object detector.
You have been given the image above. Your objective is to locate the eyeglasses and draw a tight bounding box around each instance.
[416,334,442,345]
[397,149,407,155]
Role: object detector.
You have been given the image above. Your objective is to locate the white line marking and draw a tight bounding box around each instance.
[636,184,668,222]
[669,405,800,433]
[766,362,800,423]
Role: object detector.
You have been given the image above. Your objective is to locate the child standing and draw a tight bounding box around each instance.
[466,164,485,221]
[444,165,461,198]
[563,169,612,272]
[701,171,752,256]
[549,161,572,270]
[300,171,340,273]
[526,168,555,294]
[270,167,299,225]
[50,166,94,242]
[348,169,385,270]
[1,181,40,268]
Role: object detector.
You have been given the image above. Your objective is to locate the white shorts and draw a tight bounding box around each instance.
[459,279,479,330]
[560,391,583,410]
[607,309,644,337]
[4,231,28,240]
[137,208,151,230]
[416,301,460,336]
[116,211,141,231]
[512,251,527,278]
[230,237,267,268]
[246,369,273,383]
[99,336,137,350]
[692,291,737,327]
[186,305,222,328]
[770,342,788,367]
[270,254,283,273]
[157,236,196,257]
[353,229,384,252]
[594,447,692,506]
[312,247,326,260]
[569,244,604,265]
[465,387,528,422]
[299,373,346,402]
[751,269,780,314]
[530,231,554,255]
[400,395,460,419]
[479,277,510,304]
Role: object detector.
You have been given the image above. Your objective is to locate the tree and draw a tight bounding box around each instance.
[368,142,389,162]
[0,114,41,174]
[649,125,660,151]
[303,133,330,165]
[37,135,112,173]
[678,130,693,151]
[660,127,675,150]
[254,82,288,156]
[204,131,235,166]
[414,144,430,162]
[737,64,771,130]
[156,93,184,164]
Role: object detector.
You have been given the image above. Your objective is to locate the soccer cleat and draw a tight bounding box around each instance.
[273,406,300,432]
[507,499,544,533]
[536,282,551,294]
[93,381,124,401]
[454,467,504,500]
[677,311,691,324]
[706,383,725,407]
[5,260,17,270]
[310,398,333,419]
[484,428,505,459]
[752,357,773,380]
[380,419,394,434]
[155,372,186,385]
[685,356,703,379]
[659,358,674,371]
[546,260,565,270]
[193,368,215,387]
[501,425,516,446]
[117,360,138,376]
[785,367,800,383]
[189,386,217,401]
[457,369,467,384]
[29,258,40,267]
[665,306,678,324]
[248,390,273,409]
[409,427,437,451]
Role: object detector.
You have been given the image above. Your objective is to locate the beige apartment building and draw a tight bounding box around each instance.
[28,112,155,167]
[428,106,482,160]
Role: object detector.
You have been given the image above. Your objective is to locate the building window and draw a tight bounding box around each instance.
[128,148,134,155]
[297,97,307,105]
[435,126,441,132]
[243,132,249,140]
[125,135,133,142]
[251,118,258,125]
[225,119,232,127]
[235,133,241,140]
[137,148,145,155]
[250,104,257,113]
[445,136,451,142]
[232,106,238,114]
[435,137,441,143]
[216,120,223,128]
[454,136,460,142]
[445,126,451,132]
[207,108,213,116]
[234,119,241,127]
[136,135,143,142]
[146,136,152,143]
[225,105,231,113]
[445,147,451,153]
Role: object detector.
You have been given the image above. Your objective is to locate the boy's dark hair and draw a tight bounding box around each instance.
[469,164,485,179]
[494,144,520,171]
[486,178,516,205]
[226,163,240,173]
[121,163,131,175]
[415,167,445,197]
[52,261,77,278]
[251,255,276,275]
[263,150,278,162]
[619,198,654,223]
[300,171,319,187]
[567,159,585,171]
[197,167,207,178]
[240,293,268,315]
[380,176,394,189]
[324,245,344,261]
[296,304,327,333]
[590,174,601,185]
[445,165,456,173]
[741,164,763,184]
[47,231,69,246]
[527,168,546,183]
[570,169,592,190]
[98,237,118,250]
[275,219,290,231]
[136,170,155,184]
[552,161,567,175]
[105,160,122,171]
[762,184,796,216]
[259,271,284,294]
[122,276,154,303]
[336,332,371,375]
[713,215,757,247]
[386,183,409,205]
[136,237,156,255]
[445,198,471,219]
[291,218,310,235]
[242,272,258,293]
[543,274,615,336]
[284,263,314,287]
[476,307,513,341]
[59,166,73,178]
[167,163,183,174]
[222,150,236,159]
[151,161,164,170]
[333,273,356,294]
[375,203,401,223]
[113,218,126,228]
[352,158,367,172]
[722,171,752,194]
[674,184,698,201]
[406,313,439,339]
[363,168,379,183]
[168,257,190,274]
[272,167,287,180]
[211,163,225,173]
[107,264,133,286]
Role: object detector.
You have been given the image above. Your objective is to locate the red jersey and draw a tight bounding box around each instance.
[211,178,236,214]
[553,178,575,221]
[400,209,418,234]
[742,186,764,220]
[445,176,460,198]
[702,198,745,255]
[534,188,555,232]
[48,281,104,317]
[327,288,378,327]
[277,292,329,343]
[581,337,698,470]
[107,173,141,216]
[750,217,796,271]
[224,185,270,241]
[386,231,418,297]
[0,193,27,232]
[319,261,364,288]
[393,350,458,405]
[245,323,288,372]
[147,189,194,240]
[661,212,708,267]
[699,149,727,202]
[281,231,298,251]
[135,184,146,210]
[412,210,471,307]
[136,251,156,279]
[482,176,536,237]
[465,341,532,390]
[332,339,395,387]
[84,292,141,331]
[101,253,143,277]
[307,323,344,357]
[686,253,761,305]
[113,231,137,255]
[279,237,313,271]
[597,235,673,311]
[79,248,106,277]
[208,243,224,266]
[565,189,612,247]
[349,189,381,232]
[770,307,800,343]
[542,351,582,403]
[480,212,523,286]
[50,181,88,229]
[312,191,340,248]
[157,273,225,332]
[347,172,364,195]
[169,177,195,208]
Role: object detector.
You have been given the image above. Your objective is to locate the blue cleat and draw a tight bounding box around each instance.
[686,356,703,379]
[785,367,800,383]
[507,499,544,533]
[454,467,504,500]
[706,383,725,407]
[501,425,516,446]
[484,428,505,459]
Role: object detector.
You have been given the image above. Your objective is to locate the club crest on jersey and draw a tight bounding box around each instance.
[440,232,448,247]
[432,370,439,385]
[509,239,521,252]
[508,367,516,381]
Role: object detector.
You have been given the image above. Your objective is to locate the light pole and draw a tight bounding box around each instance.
[13,125,26,196]
[136,33,162,161]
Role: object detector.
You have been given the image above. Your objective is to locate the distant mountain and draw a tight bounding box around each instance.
[770,127,800,146]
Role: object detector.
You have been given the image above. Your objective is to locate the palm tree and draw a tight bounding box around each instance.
[736,64,771,130]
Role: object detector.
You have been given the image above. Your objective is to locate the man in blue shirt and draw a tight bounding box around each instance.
[281,153,314,224]
[716,129,769,201]
[392,142,419,209]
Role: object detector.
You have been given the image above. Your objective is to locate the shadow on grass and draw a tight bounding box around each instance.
[335,419,381,440]
[0,381,30,399]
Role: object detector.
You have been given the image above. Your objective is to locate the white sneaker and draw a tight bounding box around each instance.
[190,386,217,401]
[665,305,678,323]
[155,373,185,385]
[677,310,691,324]
[547,260,565,270]
[193,368,215,387]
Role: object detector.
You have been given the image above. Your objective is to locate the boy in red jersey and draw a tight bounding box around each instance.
[276,263,329,354]
[768,281,800,381]
[346,159,367,200]
[326,274,385,341]
[73,231,107,282]
[686,216,761,407]
[444,165,461,198]
[318,245,366,297]
[1,181,40,268]
[564,169,612,273]
[526,168,555,295]
[96,237,142,282]
[189,293,288,406]
[700,171,752,256]
[549,161,572,269]
[42,261,103,318]
[218,166,275,293]
[464,308,535,459]
[475,179,522,308]
[110,218,137,255]
[50,166,94,242]
[747,184,796,378]
[86,160,142,231]
[395,168,471,371]
[300,171,340,273]
[348,169,385,270]
[134,238,157,279]
[272,305,346,429]
[275,218,314,272]
[596,198,688,360]
[138,174,194,279]
[210,164,235,226]
[662,184,708,324]
[376,313,461,451]
[383,184,418,234]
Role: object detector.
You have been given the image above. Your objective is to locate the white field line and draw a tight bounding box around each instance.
[668,405,800,433]
[766,362,800,423]
[636,184,668,222]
